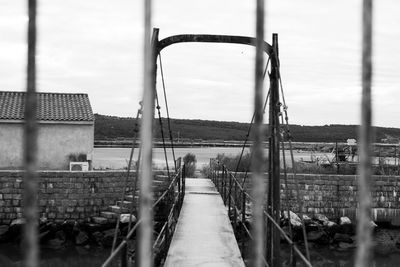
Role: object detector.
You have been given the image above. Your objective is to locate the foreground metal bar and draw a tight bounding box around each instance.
[251,0,266,266]
[355,0,373,266]
[138,0,156,265]
[24,0,39,266]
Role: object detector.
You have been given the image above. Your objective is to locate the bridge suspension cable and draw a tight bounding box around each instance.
[155,83,171,178]
[159,52,177,171]
[277,61,311,261]
[234,57,271,180]
[227,35,312,265]
[111,102,143,252]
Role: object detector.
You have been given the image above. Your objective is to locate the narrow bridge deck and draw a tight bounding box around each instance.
[164,178,245,266]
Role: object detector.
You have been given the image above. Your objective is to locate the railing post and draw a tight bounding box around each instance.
[219,165,222,194]
[217,164,220,192]
[241,190,246,257]
[228,173,232,219]
[182,163,186,201]
[165,219,169,253]
[233,181,238,231]
[178,168,181,199]
[212,161,215,184]
[209,159,212,179]
[121,245,127,267]
[222,166,226,204]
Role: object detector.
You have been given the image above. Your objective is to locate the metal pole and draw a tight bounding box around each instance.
[224,168,227,204]
[137,0,157,262]
[209,159,212,179]
[182,163,186,198]
[222,166,225,203]
[228,173,232,219]
[217,166,224,196]
[269,33,281,267]
[241,190,246,256]
[355,0,373,266]
[121,246,127,267]
[24,1,39,267]
[251,0,266,266]
[234,181,238,230]
[336,141,339,174]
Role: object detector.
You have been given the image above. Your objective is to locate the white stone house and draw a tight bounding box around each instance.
[0,91,94,170]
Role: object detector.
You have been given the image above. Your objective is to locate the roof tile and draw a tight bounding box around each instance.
[0,91,94,122]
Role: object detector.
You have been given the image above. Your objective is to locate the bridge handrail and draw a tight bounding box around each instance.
[209,158,312,267]
[102,159,185,267]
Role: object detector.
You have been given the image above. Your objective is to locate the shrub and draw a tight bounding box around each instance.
[215,152,256,172]
[68,153,87,162]
[183,153,197,177]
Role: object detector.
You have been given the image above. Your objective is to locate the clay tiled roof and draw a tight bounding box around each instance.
[0,91,94,122]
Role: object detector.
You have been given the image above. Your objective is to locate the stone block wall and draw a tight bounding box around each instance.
[0,170,170,224]
[213,172,400,223]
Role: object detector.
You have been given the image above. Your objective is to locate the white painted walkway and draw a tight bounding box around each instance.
[164,178,245,267]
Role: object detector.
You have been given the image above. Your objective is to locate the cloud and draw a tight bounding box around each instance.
[1,0,400,127]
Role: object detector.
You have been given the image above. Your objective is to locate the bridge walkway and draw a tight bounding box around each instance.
[164,178,245,266]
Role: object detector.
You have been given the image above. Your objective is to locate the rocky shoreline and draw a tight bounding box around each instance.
[280,211,400,255]
[1,213,400,264]
[0,217,134,251]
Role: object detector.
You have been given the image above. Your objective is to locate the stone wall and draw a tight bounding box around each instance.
[214,172,400,224]
[0,170,169,224]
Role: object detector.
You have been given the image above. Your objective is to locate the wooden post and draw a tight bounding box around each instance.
[355,0,373,266]
[268,33,281,267]
[24,1,39,266]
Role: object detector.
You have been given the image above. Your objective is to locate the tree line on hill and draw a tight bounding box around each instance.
[94,114,400,143]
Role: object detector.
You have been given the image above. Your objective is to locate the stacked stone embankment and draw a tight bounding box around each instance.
[0,170,169,225]
[214,173,400,224]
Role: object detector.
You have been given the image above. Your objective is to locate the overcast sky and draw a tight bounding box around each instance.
[1,0,399,127]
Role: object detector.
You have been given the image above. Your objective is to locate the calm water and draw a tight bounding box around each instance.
[93,147,328,170]
[0,243,116,267]
[2,242,400,266]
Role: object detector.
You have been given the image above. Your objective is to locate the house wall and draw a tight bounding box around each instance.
[0,122,94,170]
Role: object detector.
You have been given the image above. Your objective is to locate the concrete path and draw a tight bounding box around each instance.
[164,178,245,267]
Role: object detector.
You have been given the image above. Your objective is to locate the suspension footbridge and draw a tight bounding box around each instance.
[20,0,374,265]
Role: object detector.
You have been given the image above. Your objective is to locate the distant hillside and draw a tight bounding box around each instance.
[94,114,400,143]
